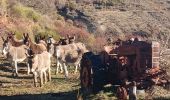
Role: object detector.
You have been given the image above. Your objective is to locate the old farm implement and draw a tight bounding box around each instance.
[80,39,169,98]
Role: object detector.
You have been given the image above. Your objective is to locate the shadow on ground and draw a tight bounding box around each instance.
[0,90,78,100]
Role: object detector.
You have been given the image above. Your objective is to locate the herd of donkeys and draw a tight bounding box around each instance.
[1,33,88,87]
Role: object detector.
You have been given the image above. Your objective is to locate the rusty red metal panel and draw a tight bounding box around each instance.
[153,47,160,52]
[152,41,160,68]
[153,52,159,57]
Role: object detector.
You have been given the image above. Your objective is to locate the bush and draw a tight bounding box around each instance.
[107,0,123,4]
[11,3,41,22]
[32,25,60,41]
[26,9,41,22]
[68,1,77,10]
[0,0,7,16]
[14,31,23,39]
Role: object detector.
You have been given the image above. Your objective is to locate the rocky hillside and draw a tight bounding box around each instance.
[56,0,170,39]
[1,0,170,50]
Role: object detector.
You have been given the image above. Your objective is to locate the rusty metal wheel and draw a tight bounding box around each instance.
[80,53,92,94]
[81,67,89,88]
[116,86,128,100]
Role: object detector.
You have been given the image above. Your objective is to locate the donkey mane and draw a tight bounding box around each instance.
[9,37,23,47]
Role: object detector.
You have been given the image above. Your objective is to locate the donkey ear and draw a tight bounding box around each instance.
[6,36,9,41]
[66,34,69,38]
[39,35,42,40]
[23,33,26,37]
[73,34,76,40]
[23,33,26,38]
[1,37,5,42]
[26,33,29,37]
[43,35,46,40]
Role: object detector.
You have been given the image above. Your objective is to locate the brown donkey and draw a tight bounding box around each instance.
[6,33,29,47]
[26,34,47,54]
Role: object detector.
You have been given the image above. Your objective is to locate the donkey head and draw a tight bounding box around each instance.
[46,36,53,52]
[58,37,69,45]
[40,35,46,41]
[23,33,32,47]
[7,32,15,39]
[23,33,29,45]
[1,36,9,56]
[67,34,76,44]
[35,34,46,44]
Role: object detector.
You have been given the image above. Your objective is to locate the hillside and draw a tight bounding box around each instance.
[56,0,170,38]
[0,0,170,49]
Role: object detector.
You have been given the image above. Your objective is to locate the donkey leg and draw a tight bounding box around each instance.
[48,67,51,81]
[74,65,78,74]
[14,61,18,77]
[60,63,63,73]
[56,62,59,74]
[27,63,30,75]
[43,71,47,84]
[63,63,68,78]
[11,61,15,77]
[40,71,43,87]
[33,72,38,87]
[55,60,60,75]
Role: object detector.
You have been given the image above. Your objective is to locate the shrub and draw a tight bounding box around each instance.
[44,28,60,40]
[0,0,7,16]
[32,25,60,41]
[107,0,123,4]
[11,3,41,22]
[67,1,76,10]
[26,9,41,22]
[14,31,23,39]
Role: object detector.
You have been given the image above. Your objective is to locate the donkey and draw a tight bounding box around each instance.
[66,34,76,44]
[35,34,47,47]
[27,50,51,87]
[26,34,47,54]
[46,36,69,74]
[47,36,88,76]
[1,34,30,77]
[55,41,88,78]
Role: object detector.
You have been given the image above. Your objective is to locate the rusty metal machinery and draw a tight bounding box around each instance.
[80,39,169,96]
